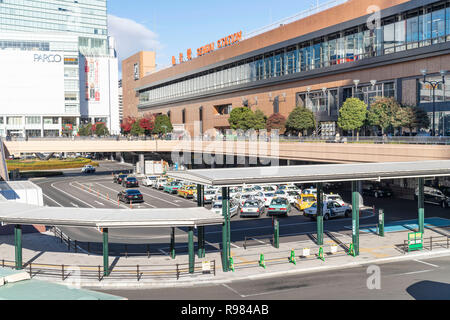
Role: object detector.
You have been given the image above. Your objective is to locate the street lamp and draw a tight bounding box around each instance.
[421,69,447,136]
[353,79,360,99]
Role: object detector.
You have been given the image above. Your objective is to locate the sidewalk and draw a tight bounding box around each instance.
[0,225,449,290]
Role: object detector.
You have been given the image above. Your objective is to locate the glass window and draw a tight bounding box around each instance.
[25,116,41,125]
[0,117,4,125]
[264,54,274,78]
[447,7,450,39]
[383,23,395,54]
[43,117,59,125]
[432,8,445,43]
[419,12,432,46]
[395,21,406,51]
[274,53,283,77]
[406,16,419,49]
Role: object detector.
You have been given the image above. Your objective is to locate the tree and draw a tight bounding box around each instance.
[153,114,173,135]
[337,98,368,137]
[130,121,145,136]
[266,113,287,134]
[286,106,316,136]
[251,109,267,131]
[94,122,109,136]
[121,116,136,135]
[367,97,401,135]
[139,118,154,135]
[78,124,92,136]
[392,106,415,135]
[411,106,430,133]
[228,107,255,130]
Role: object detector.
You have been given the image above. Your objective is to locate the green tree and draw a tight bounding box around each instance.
[94,123,109,136]
[337,98,368,137]
[367,97,401,135]
[251,109,267,131]
[130,121,145,136]
[78,124,92,136]
[228,107,255,130]
[411,106,430,133]
[153,115,173,135]
[286,106,316,136]
[392,106,415,135]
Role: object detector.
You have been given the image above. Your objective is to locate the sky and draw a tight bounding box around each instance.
[107,0,333,74]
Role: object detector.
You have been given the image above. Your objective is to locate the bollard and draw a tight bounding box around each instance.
[348,243,356,257]
[137,265,140,281]
[229,257,235,272]
[107,194,109,200]
[130,201,133,209]
[62,264,65,281]
[289,249,296,265]
[98,266,101,281]
[318,247,324,261]
[259,254,266,269]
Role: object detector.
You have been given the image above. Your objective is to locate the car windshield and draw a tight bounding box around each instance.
[213,204,222,209]
[205,191,216,195]
[170,182,179,186]
[287,191,298,196]
[127,190,141,195]
[303,197,315,202]
[244,201,259,207]
[271,198,287,205]
[275,191,285,195]
[119,175,127,178]
[264,193,274,197]
[128,178,137,181]
[327,195,342,201]
[263,187,274,191]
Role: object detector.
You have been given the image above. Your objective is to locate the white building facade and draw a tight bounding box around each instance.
[0,0,120,137]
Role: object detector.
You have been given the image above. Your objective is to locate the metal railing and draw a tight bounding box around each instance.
[5,135,450,145]
[402,235,450,254]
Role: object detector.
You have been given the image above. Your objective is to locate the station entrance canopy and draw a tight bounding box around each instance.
[0,202,223,228]
[166,160,450,187]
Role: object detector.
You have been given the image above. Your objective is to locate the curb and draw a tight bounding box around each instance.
[72,248,450,290]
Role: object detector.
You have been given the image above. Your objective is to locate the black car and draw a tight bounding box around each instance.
[122,177,139,188]
[416,186,450,209]
[114,174,128,184]
[362,184,393,198]
[117,190,144,204]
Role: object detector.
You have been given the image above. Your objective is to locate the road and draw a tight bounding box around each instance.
[33,161,450,255]
[96,255,450,300]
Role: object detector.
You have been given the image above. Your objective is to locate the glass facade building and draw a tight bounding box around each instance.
[139,1,450,109]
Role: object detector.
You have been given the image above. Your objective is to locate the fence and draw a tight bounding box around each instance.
[402,235,450,254]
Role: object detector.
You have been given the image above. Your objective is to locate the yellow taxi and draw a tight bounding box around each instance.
[177,185,197,199]
[295,193,317,211]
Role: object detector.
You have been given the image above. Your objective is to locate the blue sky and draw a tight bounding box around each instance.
[108,0,330,72]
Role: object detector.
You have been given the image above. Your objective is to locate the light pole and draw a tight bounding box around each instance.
[421,69,447,136]
[353,79,360,99]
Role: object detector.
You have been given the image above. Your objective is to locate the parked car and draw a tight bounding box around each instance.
[285,190,301,205]
[81,165,96,174]
[238,193,257,207]
[164,181,183,194]
[210,200,239,217]
[303,200,352,220]
[254,192,276,207]
[294,193,317,211]
[117,190,144,204]
[122,177,139,188]
[240,199,265,218]
[154,178,168,190]
[324,193,346,206]
[194,189,217,204]
[142,176,158,187]
[362,184,393,198]
[415,186,450,209]
[267,197,291,217]
[177,185,196,199]
[114,174,128,184]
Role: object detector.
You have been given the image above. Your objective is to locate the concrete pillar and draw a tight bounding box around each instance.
[139,154,145,174]
[351,181,360,256]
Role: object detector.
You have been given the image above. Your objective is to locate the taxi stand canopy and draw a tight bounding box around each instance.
[0,200,224,275]
[168,160,450,272]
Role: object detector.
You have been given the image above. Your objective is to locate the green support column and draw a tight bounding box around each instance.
[221,187,229,272]
[170,227,176,259]
[351,181,360,256]
[196,184,206,258]
[418,178,425,234]
[274,219,280,249]
[197,184,203,207]
[188,227,195,274]
[102,228,109,276]
[316,183,324,246]
[14,225,22,270]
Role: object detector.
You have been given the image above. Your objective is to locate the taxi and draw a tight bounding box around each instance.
[164,181,183,194]
[177,185,197,199]
[295,193,317,211]
[267,197,291,217]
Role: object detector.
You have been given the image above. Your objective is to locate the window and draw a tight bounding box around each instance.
[0,117,3,125]
[432,8,446,44]
[43,117,59,125]
[7,117,22,125]
[447,7,450,40]
[215,104,232,115]
[419,76,447,103]
[182,109,186,124]
[419,12,432,46]
[25,130,41,137]
[25,116,41,125]
[406,15,419,49]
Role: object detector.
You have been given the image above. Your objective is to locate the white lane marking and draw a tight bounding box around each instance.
[51,182,95,208]
[398,270,433,276]
[132,189,181,207]
[159,249,168,256]
[43,193,64,207]
[91,183,157,209]
[251,238,266,245]
[70,202,80,208]
[94,201,105,206]
[230,242,240,249]
[70,181,129,209]
[414,259,439,268]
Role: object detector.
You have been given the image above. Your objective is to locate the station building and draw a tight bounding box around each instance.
[123,0,450,137]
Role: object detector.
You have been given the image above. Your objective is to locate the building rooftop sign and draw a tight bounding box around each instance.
[172,31,242,66]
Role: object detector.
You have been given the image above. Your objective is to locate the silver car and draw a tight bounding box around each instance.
[211,200,239,217]
[240,199,265,218]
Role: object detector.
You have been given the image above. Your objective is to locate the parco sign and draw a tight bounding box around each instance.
[33,54,62,63]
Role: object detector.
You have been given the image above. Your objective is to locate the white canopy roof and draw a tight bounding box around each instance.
[167,161,450,187]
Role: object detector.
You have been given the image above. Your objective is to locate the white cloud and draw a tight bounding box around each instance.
[108,14,163,70]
